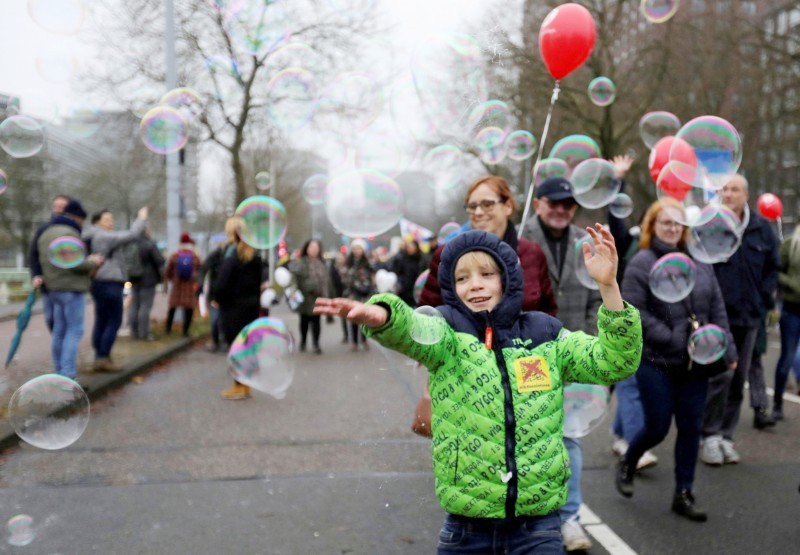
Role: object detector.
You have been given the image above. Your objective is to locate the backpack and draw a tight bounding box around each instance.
[126,242,144,282]
[176,251,194,281]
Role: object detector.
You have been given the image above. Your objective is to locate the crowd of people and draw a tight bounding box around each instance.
[26,163,799,552]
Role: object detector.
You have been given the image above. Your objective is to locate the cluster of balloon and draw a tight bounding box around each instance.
[520,3,597,238]
[648,136,697,201]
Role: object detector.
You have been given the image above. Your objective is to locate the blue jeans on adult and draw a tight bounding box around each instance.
[210,304,221,347]
[774,306,800,404]
[49,291,85,379]
[91,281,124,359]
[437,512,562,554]
[559,436,582,522]
[612,375,645,442]
[624,361,708,492]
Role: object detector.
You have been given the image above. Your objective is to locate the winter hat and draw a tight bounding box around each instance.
[350,239,368,253]
[62,199,87,219]
[180,232,195,245]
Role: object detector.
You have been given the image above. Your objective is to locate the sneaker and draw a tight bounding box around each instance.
[561,517,592,551]
[221,383,250,400]
[615,458,635,498]
[671,490,707,522]
[700,435,724,466]
[636,450,659,471]
[719,439,740,464]
[612,437,628,457]
[754,408,776,430]
[313,346,323,355]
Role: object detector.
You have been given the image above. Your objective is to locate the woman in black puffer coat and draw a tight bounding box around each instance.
[615,198,737,523]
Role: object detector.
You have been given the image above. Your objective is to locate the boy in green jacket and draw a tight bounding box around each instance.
[314,224,642,554]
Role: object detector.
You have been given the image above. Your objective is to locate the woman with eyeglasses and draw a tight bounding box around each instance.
[615,198,737,522]
[410,175,557,436]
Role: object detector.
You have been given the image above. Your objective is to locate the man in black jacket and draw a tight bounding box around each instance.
[700,174,780,467]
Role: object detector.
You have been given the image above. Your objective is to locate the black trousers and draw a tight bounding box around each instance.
[300,314,321,348]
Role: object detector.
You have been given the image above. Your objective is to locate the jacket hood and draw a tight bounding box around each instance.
[438,230,523,328]
[51,214,82,234]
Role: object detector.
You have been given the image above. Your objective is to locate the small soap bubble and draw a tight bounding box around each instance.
[302,174,328,206]
[563,384,610,438]
[688,324,728,364]
[641,0,680,24]
[0,115,46,158]
[47,236,86,269]
[473,126,508,165]
[609,193,633,218]
[413,270,430,305]
[255,171,273,191]
[588,77,616,107]
[437,222,462,243]
[549,134,601,170]
[139,106,188,155]
[639,111,681,149]
[6,514,34,547]
[648,252,696,303]
[228,318,295,399]
[410,306,447,345]
[8,374,90,450]
[234,196,288,249]
[505,130,537,161]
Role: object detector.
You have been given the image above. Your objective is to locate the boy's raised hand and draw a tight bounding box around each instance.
[313,297,388,328]
[582,223,618,288]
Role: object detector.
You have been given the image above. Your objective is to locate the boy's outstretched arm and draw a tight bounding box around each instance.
[582,223,624,311]
[313,297,389,328]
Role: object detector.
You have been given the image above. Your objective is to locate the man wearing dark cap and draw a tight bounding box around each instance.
[36,199,104,380]
[83,206,149,372]
[521,177,602,551]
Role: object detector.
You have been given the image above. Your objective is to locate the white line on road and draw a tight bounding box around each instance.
[579,503,638,555]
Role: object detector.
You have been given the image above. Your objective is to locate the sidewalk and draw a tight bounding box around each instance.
[0,291,209,451]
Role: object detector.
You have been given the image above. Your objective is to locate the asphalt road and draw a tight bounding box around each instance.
[0,306,798,554]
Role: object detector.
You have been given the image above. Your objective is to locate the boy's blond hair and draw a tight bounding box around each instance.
[455,250,502,275]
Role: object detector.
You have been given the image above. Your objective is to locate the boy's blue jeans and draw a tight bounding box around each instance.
[437,512,562,554]
[559,436,581,522]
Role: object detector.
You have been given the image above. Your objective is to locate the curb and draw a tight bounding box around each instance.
[0,334,208,453]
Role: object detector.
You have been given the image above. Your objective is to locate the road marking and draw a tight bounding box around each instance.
[579,504,638,555]
[746,383,800,404]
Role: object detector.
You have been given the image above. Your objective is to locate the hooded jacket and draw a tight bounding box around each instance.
[37,215,98,292]
[364,230,642,519]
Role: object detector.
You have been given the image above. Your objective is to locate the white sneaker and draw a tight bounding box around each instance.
[720,439,740,464]
[636,450,658,471]
[561,517,592,552]
[612,437,629,457]
[700,435,724,466]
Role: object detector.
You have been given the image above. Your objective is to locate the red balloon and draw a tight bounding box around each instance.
[757,193,783,221]
[538,3,596,80]
[648,136,696,184]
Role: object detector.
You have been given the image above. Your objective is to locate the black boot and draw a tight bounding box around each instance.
[754,408,776,430]
[615,458,635,498]
[772,402,783,421]
[671,490,707,522]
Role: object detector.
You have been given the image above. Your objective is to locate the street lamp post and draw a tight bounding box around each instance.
[164,0,181,253]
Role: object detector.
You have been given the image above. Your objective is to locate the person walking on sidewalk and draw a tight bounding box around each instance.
[29,193,71,332]
[700,175,780,467]
[215,218,265,400]
[83,206,148,372]
[344,239,374,352]
[198,237,227,352]
[290,239,331,354]
[127,226,164,341]
[37,200,104,379]
[772,225,800,420]
[164,233,201,337]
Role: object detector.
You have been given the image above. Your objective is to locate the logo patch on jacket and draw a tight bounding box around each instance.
[513,356,552,392]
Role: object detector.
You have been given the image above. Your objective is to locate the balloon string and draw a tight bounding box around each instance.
[518,81,561,239]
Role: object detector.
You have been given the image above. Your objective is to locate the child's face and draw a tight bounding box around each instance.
[454,252,503,313]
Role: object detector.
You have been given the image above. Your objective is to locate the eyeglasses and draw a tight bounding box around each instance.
[656,220,682,230]
[465,199,504,213]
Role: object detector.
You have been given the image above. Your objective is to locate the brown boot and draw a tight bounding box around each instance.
[94,358,121,373]
[221,383,250,400]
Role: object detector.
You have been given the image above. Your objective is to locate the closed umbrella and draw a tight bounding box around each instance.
[5,289,37,368]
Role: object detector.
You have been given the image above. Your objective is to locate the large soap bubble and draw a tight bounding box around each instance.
[6,514,35,547]
[572,159,621,209]
[686,205,742,264]
[325,169,403,237]
[473,127,508,165]
[234,196,288,249]
[673,115,742,191]
[0,115,46,158]
[139,106,188,155]
[8,374,90,450]
[563,384,610,438]
[467,100,513,135]
[688,324,728,365]
[410,306,447,345]
[534,158,570,186]
[648,252,696,303]
[48,236,86,269]
[639,111,681,149]
[229,318,295,398]
[549,134,601,169]
[609,193,633,218]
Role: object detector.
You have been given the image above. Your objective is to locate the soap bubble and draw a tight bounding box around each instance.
[223,0,292,56]
[316,70,384,133]
[48,236,86,269]
[505,130,538,161]
[255,171,273,191]
[563,384,610,438]
[534,158,570,186]
[549,134,601,169]
[467,100,513,134]
[641,0,680,24]
[609,193,633,218]
[265,68,317,130]
[139,106,188,155]
[8,374,90,450]
[686,205,742,264]
[648,252,696,303]
[422,145,464,191]
[6,514,34,547]
[325,169,403,237]
[688,324,728,364]
[572,159,621,209]
[639,111,681,149]
[473,126,508,164]
[0,115,46,158]
[656,164,719,227]
[160,87,203,123]
[302,174,328,206]
[413,269,430,305]
[574,235,599,291]
[234,196,287,249]
[588,77,616,107]
[437,222,462,243]
[410,306,447,345]
[0,169,7,195]
[228,318,295,399]
[673,115,742,191]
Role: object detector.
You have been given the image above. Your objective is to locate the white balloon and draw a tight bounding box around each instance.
[260,288,277,308]
[274,266,292,287]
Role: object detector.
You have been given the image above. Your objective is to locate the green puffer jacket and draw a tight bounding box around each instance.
[363,231,642,519]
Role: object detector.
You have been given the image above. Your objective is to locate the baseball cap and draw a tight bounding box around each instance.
[536,177,575,201]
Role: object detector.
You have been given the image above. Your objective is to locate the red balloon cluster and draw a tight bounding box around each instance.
[757,193,783,221]
[539,3,596,80]
[648,136,697,201]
